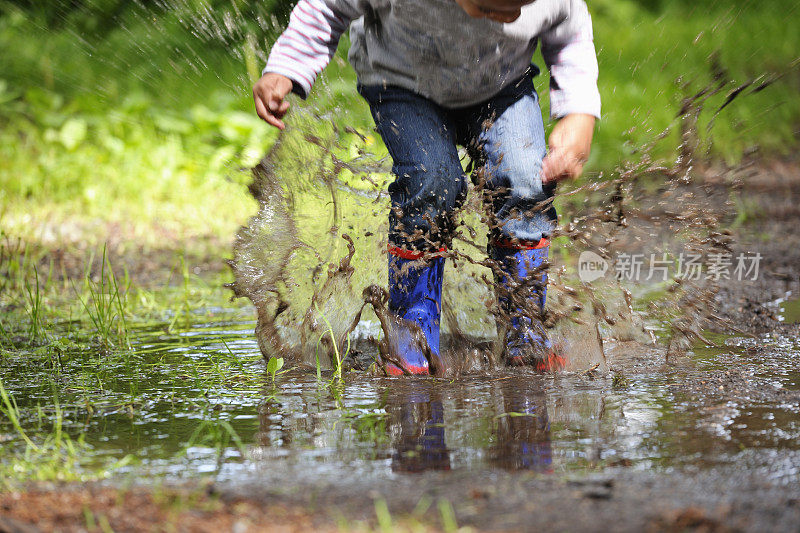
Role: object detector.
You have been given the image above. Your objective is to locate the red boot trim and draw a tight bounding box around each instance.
[388,245,447,260]
[507,355,526,367]
[506,350,566,372]
[491,237,550,250]
[535,351,567,372]
[385,362,430,376]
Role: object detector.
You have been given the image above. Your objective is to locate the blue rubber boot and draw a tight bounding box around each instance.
[494,384,553,471]
[386,251,444,375]
[491,241,565,371]
[392,390,450,472]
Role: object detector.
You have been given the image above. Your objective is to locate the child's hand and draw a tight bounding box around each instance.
[253,73,294,130]
[542,113,596,185]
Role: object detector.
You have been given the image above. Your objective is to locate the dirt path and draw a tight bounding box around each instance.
[0,484,332,533]
[4,466,800,532]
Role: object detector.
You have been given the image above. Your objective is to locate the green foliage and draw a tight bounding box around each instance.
[586,0,800,168]
[0,233,266,486]
[0,377,37,450]
[0,0,797,248]
[342,410,390,447]
[437,499,459,533]
[4,0,297,38]
[0,260,261,485]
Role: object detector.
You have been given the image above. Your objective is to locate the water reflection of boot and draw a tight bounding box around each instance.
[386,249,444,375]
[390,388,450,472]
[492,380,552,472]
[490,240,565,371]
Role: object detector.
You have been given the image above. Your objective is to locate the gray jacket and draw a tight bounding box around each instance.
[265,0,600,117]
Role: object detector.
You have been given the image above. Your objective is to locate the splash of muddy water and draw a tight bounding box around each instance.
[228,77,756,376]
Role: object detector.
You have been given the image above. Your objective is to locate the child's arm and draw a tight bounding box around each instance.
[540,0,601,184]
[253,0,364,129]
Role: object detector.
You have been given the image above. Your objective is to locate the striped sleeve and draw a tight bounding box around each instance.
[263,0,361,98]
[541,0,601,119]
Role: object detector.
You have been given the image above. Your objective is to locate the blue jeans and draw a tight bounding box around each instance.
[358,68,556,252]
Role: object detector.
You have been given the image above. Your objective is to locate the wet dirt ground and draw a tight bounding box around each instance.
[2,157,800,532]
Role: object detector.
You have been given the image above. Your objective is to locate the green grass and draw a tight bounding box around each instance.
[23,264,47,345]
[76,246,131,349]
[0,239,243,348]
[0,377,135,488]
[587,0,800,169]
[0,244,262,486]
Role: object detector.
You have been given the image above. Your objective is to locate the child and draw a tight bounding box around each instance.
[253,0,600,375]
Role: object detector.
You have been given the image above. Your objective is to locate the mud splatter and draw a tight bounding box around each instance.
[227,71,769,376]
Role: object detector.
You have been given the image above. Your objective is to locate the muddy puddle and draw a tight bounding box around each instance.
[3,314,799,487]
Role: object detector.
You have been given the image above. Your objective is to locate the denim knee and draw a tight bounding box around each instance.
[388,157,468,250]
[477,89,555,244]
[486,160,556,244]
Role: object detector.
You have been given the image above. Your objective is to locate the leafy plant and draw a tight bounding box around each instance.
[266,356,284,383]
